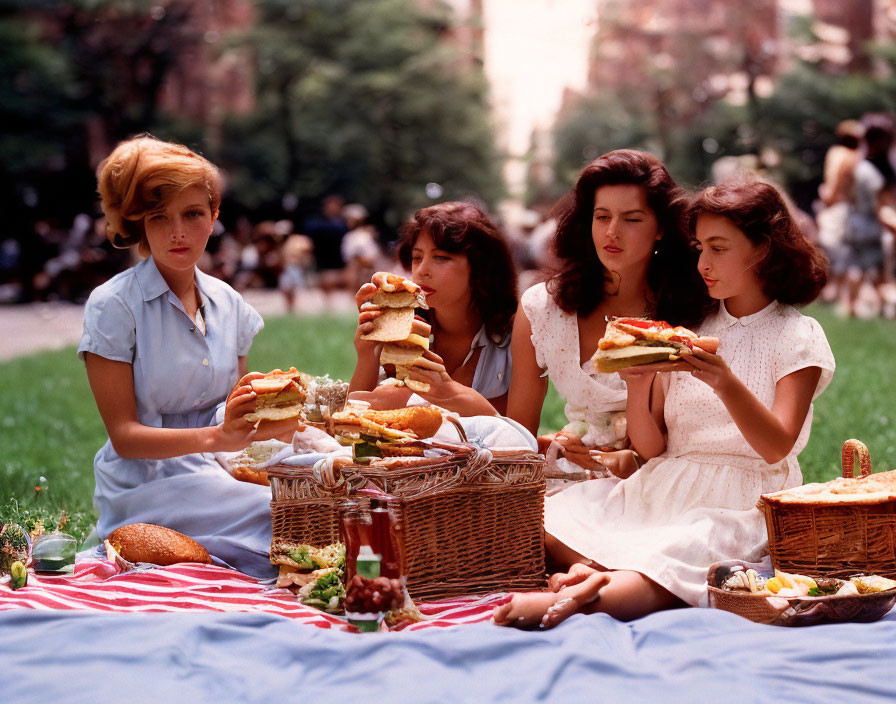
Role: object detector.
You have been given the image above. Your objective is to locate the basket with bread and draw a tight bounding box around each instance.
[267,401,546,602]
[757,439,896,579]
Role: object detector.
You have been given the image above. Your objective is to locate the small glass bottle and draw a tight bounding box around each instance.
[338,500,361,584]
[370,499,401,579]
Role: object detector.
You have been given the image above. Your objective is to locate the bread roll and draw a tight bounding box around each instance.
[107,523,211,565]
[230,464,270,486]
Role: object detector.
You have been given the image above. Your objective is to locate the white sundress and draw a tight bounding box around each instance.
[544,300,836,606]
[521,282,628,446]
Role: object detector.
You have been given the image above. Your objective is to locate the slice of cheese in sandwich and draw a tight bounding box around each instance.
[245,368,306,422]
[380,334,431,392]
[592,344,681,373]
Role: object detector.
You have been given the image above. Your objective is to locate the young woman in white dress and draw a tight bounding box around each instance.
[507,150,711,477]
[494,178,834,628]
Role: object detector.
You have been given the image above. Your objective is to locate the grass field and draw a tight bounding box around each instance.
[1,304,894,543]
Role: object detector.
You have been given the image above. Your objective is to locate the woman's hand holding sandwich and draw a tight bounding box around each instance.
[404,351,499,417]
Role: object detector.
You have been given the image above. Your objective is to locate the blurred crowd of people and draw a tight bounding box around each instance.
[6,115,895,317]
[814,113,896,319]
[0,190,555,309]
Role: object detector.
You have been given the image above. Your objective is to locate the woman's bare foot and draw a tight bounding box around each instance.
[493,572,610,630]
[548,562,597,592]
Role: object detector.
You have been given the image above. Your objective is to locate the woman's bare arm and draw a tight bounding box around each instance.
[84,353,297,459]
[506,304,548,436]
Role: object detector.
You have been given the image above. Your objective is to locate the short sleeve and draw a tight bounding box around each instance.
[78,290,136,363]
[520,283,549,370]
[237,296,264,356]
[773,314,835,400]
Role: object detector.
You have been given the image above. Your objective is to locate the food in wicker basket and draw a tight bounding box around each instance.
[360,272,431,392]
[244,367,309,423]
[757,439,896,579]
[707,561,896,626]
[330,405,444,460]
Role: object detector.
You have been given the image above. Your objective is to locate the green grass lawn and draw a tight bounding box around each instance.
[2,304,894,543]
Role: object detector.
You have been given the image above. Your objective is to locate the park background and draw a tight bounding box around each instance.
[2,0,896,542]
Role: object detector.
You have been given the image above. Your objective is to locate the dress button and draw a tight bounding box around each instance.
[202,358,209,366]
[497,372,503,380]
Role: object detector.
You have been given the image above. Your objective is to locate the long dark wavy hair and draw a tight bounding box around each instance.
[396,201,518,340]
[688,178,829,306]
[548,149,712,327]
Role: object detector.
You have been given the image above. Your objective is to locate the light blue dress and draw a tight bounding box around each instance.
[78,256,275,578]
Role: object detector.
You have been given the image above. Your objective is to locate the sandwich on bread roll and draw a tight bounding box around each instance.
[244,367,308,423]
[106,523,211,565]
[592,317,720,373]
[330,405,444,459]
[360,271,432,393]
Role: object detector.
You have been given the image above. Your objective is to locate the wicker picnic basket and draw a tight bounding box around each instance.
[267,439,546,602]
[757,439,896,579]
[706,561,896,626]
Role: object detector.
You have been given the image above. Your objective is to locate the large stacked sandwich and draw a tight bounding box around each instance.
[244,367,309,423]
[592,317,719,373]
[330,405,444,460]
[361,272,431,393]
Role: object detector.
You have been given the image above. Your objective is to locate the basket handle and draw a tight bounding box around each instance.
[311,455,367,493]
[841,438,872,478]
[444,414,468,443]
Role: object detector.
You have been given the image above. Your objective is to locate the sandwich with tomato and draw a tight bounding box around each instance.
[592,317,720,373]
[360,272,431,393]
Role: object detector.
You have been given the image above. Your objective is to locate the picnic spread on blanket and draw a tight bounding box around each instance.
[4,397,896,630]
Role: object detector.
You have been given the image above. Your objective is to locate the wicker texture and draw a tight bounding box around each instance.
[758,439,896,578]
[268,443,546,601]
[706,561,896,626]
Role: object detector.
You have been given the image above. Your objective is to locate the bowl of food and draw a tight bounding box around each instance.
[707,561,896,626]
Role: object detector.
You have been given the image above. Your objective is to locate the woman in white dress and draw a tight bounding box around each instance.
[508,150,711,477]
[494,178,834,628]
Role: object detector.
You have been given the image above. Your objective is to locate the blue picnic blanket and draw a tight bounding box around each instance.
[3,606,895,703]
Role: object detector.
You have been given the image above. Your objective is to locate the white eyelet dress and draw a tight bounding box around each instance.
[521,282,629,446]
[543,300,836,606]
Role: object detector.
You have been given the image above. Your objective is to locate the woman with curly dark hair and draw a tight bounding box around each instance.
[507,149,712,478]
[349,201,517,415]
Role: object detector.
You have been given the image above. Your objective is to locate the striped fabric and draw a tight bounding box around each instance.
[0,558,509,632]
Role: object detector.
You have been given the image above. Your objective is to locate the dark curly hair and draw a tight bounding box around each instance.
[688,178,829,306]
[549,149,712,327]
[396,201,518,340]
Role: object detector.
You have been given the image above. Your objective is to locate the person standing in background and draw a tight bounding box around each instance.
[816,120,864,307]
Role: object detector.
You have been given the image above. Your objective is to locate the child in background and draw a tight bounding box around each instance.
[494,178,834,628]
[80,136,298,577]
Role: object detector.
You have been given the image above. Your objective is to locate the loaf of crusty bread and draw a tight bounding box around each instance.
[107,523,211,565]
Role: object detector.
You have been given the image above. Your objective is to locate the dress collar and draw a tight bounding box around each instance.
[134,256,209,308]
[718,299,779,328]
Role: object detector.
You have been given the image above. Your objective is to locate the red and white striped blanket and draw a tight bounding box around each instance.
[0,558,508,632]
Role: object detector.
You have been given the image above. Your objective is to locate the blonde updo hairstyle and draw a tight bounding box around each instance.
[97,135,222,258]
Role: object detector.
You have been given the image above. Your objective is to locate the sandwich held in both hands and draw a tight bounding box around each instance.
[351,270,501,417]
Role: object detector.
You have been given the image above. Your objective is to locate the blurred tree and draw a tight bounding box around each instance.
[220,0,503,227]
[547,5,896,209]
